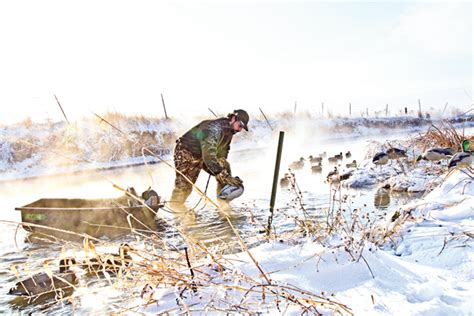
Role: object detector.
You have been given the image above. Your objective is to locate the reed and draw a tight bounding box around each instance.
[412,120,471,151]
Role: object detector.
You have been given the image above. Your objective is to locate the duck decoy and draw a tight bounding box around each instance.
[339,169,354,181]
[345,160,357,168]
[328,156,338,164]
[141,187,161,207]
[448,152,473,169]
[448,140,473,169]
[460,139,471,152]
[326,167,339,184]
[311,163,322,173]
[279,173,291,188]
[373,152,389,169]
[335,152,343,160]
[9,258,77,298]
[416,147,455,162]
[345,151,352,159]
[319,152,327,158]
[308,155,323,164]
[289,157,305,170]
[82,243,132,275]
[326,167,352,184]
[387,147,407,159]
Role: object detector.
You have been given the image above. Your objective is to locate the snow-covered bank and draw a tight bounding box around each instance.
[2,115,473,315]
[137,170,473,315]
[1,114,473,182]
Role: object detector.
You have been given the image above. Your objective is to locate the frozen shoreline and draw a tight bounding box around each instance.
[1,114,473,182]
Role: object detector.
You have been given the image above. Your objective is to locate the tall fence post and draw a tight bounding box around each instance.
[266,131,285,236]
[442,102,449,115]
[54,94,70,125]
[418,99,422,118]
[208,107,218,118]
[259,107,274,131]
[161,93,169,120]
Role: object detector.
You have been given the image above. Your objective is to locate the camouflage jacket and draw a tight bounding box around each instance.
[178,118,235,175]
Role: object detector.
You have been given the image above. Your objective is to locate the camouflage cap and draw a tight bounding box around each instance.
[233,109,249,131]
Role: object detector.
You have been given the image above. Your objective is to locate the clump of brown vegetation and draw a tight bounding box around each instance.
[410,120,473,152]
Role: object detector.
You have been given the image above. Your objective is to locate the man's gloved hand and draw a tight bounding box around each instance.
[216,169,231,184]
[226,176,243,187]
[216,170,243,186]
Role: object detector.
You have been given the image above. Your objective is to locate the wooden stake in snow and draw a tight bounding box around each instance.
[418,99,422,117]
[322,102,324,117]
[385,104,389,116]
[161,93,169,119]
[54,94,70,125]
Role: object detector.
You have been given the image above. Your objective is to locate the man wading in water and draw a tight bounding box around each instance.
[169,109,249,210]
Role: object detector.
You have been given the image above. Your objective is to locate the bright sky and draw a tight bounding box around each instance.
[0,1,472,124]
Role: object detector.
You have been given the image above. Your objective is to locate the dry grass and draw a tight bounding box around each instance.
[5,203,353,315]
[4,142,354,315]
[411,120,473,152]
[5,111,473,314]
[99,111,161,125]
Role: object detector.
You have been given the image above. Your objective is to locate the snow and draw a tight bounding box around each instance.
[2,114,474,314]
[134,166,474,315]
[1,114,473,182]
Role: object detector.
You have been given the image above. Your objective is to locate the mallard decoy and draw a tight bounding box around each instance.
[345,160,357,168]
[8,258,77,298]
[340,169,354,181]
[373,152,389,167]
[289,157,305,170]
[416,147,455,162]
[326,167,352,184]
[448,152,473,169]
[308,155,323,164]
[448,139,473,169]
[82,243,132,275]
[142,187,160,207]
[345,151,352,159]
[279,173,291,188]
[459,139,471,153]
[311,163,322,173]
[326,167,339,183]
[387,147,407,159]
[335,152,343,160]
